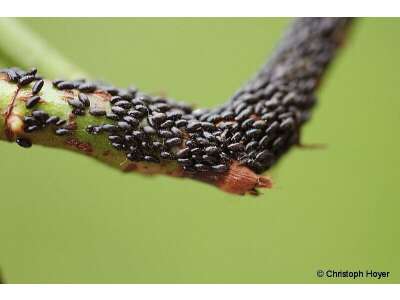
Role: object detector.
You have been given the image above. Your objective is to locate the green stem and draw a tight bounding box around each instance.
[0,18,87,79]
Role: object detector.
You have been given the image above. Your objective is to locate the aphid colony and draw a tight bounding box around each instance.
[0,18,350,175]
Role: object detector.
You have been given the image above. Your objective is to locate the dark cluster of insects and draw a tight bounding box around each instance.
[1,67,72,148]
[1,18,349,174]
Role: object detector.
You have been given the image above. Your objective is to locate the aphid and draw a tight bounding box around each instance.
[18,75,35,87]
[160,151,173,160]
[52,79,64,87]
[26,68,38,76]
[280,117,295,130]
[227,142,244,152]
[212,164,228,173]
[144,155,160,163]
[57,81,76,90]
[55,119,67,126]
[194,163,209,172]
[176,147,190,158]
[25,96,41,109]
[99,124,116,133]
[123,116,139,127]
[235,107,252,122]
[78,83,97,93]
[111,143,124,150]
[110,96,122,104]
[255,150,273,162]
[265,121,279,135]
[111,106,126,115]
[246,128,262,138]
[108,135,123,143]
[205,146,219,155]
[166,111,182,120]
[152,141,163,150]
[175,119,188,128]
[177,158,192,166]
[132,131,145,140]
[203,154,218,164]
[114,100,132,109]
[55,128,69,136]
[158,130,173,138]
[117,121,132,131]
[245,141,259,152]
[160,120,174,129]
[24,116,38,125]
[68,98,84,109]
[127,110,143,118]
[45,116,60,125]
[272,136,285,151]
[89,108,106,116]
[190,147,202,155]
[165,137,182,147]
[32,79,44,95]
[16,137,32,148]
[196,137,210,146]
[32,110,49,122]
[105,87,119,95]
[171,127,183,138]
[143,126,156,135]
[135,104,148,113]
[186,121,201,132]
[231,132,242,143]
[150,112,167,125]
[201,122,216,131]
[203,131,217,142]
[24,125,39,133]
[6,69,20,82]
[78,93,90,107]
[241,118,254,129]
[253,120,267,129]
[106,112,119,120]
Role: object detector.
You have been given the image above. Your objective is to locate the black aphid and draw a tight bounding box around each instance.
[55,128,69,136]
[32,79,44,95]
[6,69,20,82]
[78,93,90,107]
[89,108,106,116]
[78,83,97,93]
[55,119,66,126]
[68,98,84,109]
[45,116,60,125]
[24,125,39,133]
[16,137,32,148]
[165,137,182,147]
[111,106,126,115]
[18,75,35,87]
[32,110,49,122]
[25,95,41,109]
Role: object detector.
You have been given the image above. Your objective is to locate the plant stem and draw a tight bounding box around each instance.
[0,18,353,195]
[0,18,87,79]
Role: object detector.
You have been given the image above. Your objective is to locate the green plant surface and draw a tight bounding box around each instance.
[0,18,399,283]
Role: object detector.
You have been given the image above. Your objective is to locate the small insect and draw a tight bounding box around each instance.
[25,96,41,109]
[89,108,106,116]
[32,79,44,95]
[18,75,35,87]
[55,128,70,136]
[78,93,90,107]
[16,137,32,148]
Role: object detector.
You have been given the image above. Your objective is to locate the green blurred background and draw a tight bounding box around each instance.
[0,18,399,283]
